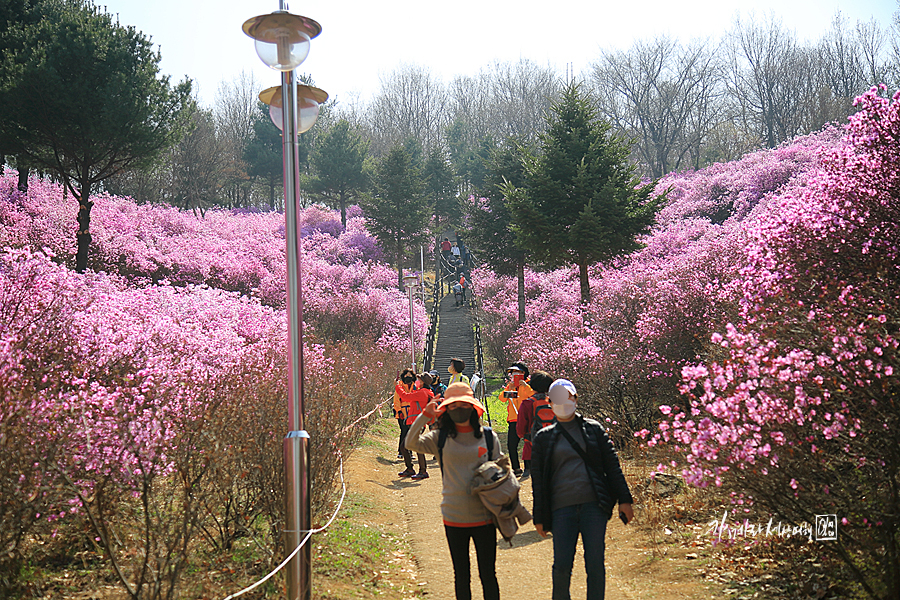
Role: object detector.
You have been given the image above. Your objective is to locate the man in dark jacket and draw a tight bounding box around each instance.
[531,379,634,600]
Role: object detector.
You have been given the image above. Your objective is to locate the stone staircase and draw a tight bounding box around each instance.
[430,292,477,383]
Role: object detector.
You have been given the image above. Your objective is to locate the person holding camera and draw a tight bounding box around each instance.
[393,368,417,459]
[531,379,634,600]
[395,372,436,480]
[498,363,533,476]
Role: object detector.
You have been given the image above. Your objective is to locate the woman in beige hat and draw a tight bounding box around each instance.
[405,382,503,600]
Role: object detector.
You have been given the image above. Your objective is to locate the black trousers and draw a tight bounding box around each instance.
[399,420,427,472]
[507,422,521,471]
[444,524,499,600]
[397,418,407,455]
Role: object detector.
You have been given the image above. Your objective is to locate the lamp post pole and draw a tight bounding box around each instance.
[403,274,418,371]
[280,66,310,600]
[243,6,326,599]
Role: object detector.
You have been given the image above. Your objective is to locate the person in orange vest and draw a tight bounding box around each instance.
[458,275,468,304]
[499,362,534,476]
[395,372,435,480]
[393,368,416,459]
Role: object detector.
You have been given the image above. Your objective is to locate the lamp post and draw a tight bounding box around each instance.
[243,6,325,600]
[403,274,419,371]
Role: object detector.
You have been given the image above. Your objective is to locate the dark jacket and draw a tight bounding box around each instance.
[531,414,633,532]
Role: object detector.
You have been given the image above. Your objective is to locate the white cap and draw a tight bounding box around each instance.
[548,379,577,402]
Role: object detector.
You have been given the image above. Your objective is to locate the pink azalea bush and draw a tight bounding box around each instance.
[477,127,843,440]
[644,88,900,597]
[0,178,424,348]
[477,91,898,591]
[0,179,422,596]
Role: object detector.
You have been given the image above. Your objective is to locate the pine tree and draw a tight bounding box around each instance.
[424,147,460,226]
[242,101,283,209]
[466,140,531,323]
[507,81,660,304]
[0,0,192,272]
[307,119,370,228]
[360,144,429,289]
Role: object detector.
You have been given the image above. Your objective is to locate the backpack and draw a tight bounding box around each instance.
[531,394,555,439]
[437,425,494,475]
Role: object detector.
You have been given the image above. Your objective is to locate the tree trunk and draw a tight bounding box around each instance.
[396,238,404,290]
[578,259,591,305]
[17,164,29,193]
[75,179,93,274]
[339,191,347,230]
[517,255,526,324]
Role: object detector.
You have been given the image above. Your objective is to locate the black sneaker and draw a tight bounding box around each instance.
[513,468,523,476]
[520,469,530,479]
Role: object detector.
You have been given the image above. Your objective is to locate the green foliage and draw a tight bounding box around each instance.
[446,117,495,196]
[506,81,661,303]
[243,101,283,209]
[0,0,192,271]
[360,144,429,288]
[307,118,370,228]
[423,147,460,226]
[466,141,531,277]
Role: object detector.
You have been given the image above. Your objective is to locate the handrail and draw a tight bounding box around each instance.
[466,257,490,426]
[423,244,442,372]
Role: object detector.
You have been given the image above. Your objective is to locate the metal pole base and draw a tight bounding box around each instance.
[284,431,311,600]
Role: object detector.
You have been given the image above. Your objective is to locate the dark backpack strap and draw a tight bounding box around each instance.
[438,427,449,475]
[439,425,493,474]
[557,421,604,478]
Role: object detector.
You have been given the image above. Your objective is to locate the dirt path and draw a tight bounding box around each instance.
[346,420,724,600]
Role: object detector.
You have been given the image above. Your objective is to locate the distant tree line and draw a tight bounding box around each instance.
[91,9,900,215]
[3,1,899,281]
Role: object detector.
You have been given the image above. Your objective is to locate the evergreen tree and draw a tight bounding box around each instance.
[0,0,192,272]
[466,140,531,323]
[306,119,369,228]
[506,81,661,304]
[243,101,284,209]
[424,147,460,226]
[360,144,429,289]
[446,116,496,197]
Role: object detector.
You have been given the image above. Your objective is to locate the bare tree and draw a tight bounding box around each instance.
[815,12,890,127]
[727,14,817,148]
[590,36,723,178]
[170,107,226,216]
[486,58,559,144]
[890,4,900,89]
[213,71,259,207]
[366,63,449,157]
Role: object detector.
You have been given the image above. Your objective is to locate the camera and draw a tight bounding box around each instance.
[503,390,518,399]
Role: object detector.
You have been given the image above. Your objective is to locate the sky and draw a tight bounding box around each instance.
[98,0,897,109]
